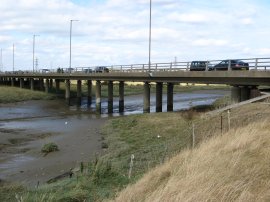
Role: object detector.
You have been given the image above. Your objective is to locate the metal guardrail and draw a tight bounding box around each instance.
[2,57,270,75]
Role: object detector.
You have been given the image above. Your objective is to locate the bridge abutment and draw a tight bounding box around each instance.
[240,86,249,101]
[143,82,151,113]
[20,78,24,88]
[45,79,49,93]
[30,78,34,90]
[156,82,163,112]
[55,79,60,93]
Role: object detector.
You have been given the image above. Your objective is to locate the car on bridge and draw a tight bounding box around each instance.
[94,66,109,73]
[84,68,93,73]
[210,60,249,71]
[190,61,212,71]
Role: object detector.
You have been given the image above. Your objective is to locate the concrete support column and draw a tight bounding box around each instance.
[143,82,151,113]
[156,82,163,112]
[231,86,241,103]
[240,86,250,102]
[87,80,92,106]
[119,81,124,113]
[49,79,53,89]
[108,81,113,113]
[11,78,15,87]
[167,83,174,112]
[39,79,44,90]
[96,80,101,113]
[55,79,60,93]
[45,79,49,93]
[77,80,82,105]
[30,78,34,90]
[20,78,24,88]
[65,79,70,104]
[250,86,260,99]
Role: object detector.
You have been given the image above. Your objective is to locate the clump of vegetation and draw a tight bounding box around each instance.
[41,142,59,154]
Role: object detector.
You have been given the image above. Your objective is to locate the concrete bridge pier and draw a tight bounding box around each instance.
[156,82,163,112]
[87,80,92,106]
[45,79,49,93]
[231,86,241,103]
[77,80,82,105]
[108,81,113,113]
[39,79,44,90]
[11,78,15,87]
[30,78,34,90]
[55,79,60,94]
[65,79,70,104]
[96,80,101,114]
[119,81,124,113]
[240,86,250,102]
[20,78,24,88]
[143,82,151,113]
[49,79,53,89]
[167,83,174,112]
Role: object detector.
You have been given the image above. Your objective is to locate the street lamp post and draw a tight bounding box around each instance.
[33,34,39,72]
[69,19,79,72]
[0,48,2,72]
[148,0,152,71]
[13,44,15,72]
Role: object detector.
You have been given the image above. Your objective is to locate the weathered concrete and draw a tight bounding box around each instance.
[45,79,49,93]
[77,80,82,105]
[49,79,53,89]
[108,81,113,113]
[11,78,15,87]
[96,80,101,113]
[39,79,44,90]
[167,83,174,112]
[231,86,241,103]
[240,86,250,102]
[119,81,124,113]
[156,82,163,112]
[87,80,92,105]
[30,78,34,91]
[55,79,60,93]
[65,79,70,104]
[143,82,151,113]
[20,78,24,88]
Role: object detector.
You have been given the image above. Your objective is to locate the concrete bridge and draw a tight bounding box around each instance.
[1,57,270,113]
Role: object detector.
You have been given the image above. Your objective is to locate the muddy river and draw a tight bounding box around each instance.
[0,90,228,187]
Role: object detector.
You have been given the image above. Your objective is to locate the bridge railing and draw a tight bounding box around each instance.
[3,57,270,75]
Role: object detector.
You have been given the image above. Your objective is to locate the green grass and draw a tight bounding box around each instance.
[41,143,59,154]
[0,86,55,103]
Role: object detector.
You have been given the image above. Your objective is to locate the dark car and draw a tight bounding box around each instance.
[84,68,93,73]
[95,66,109,73]
[210,60,249,71]
[190,61,212,71]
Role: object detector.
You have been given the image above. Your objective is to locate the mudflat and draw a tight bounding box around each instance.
[0,100,107,187]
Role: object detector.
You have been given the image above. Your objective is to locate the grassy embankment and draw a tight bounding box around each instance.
[0,83,229,103]
[0,86,55,103]
[1,97,270,201]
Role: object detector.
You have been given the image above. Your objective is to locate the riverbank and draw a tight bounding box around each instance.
[2,100,270,201]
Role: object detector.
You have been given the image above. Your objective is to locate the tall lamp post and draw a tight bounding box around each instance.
[148,0,152,71]
[33,34,39,72]
[0,48,2,72]
[69,19,79,72]
[13,44,15,72]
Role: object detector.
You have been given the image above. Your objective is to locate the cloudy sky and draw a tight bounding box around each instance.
[1,0,270,71]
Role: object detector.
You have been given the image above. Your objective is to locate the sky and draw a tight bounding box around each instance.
[1,0,270,71]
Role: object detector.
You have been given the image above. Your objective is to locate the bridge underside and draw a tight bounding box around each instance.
[0,71,269,113]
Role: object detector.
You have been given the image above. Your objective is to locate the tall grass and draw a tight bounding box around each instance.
[114,120,270,202]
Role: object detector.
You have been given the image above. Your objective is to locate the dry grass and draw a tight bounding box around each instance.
[114,119,270,202]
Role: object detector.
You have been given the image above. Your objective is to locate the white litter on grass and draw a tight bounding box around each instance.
[157,135,161,138]
[65,122,68,125]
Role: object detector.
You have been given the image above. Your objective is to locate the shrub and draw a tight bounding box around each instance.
[41,142,59,154]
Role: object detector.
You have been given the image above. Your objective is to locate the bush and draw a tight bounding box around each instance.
[41,142,59,154]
